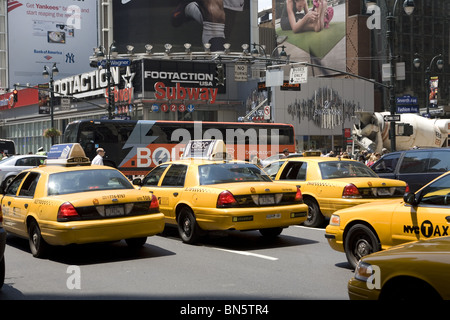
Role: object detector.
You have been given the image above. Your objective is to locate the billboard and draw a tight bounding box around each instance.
[274,0,346,74]
[113,0,251,54]
[7,0,98,88]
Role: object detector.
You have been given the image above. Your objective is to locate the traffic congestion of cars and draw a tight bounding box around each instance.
[1,140,449,300]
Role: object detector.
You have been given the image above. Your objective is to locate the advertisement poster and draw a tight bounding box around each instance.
[113,0,251,54]
[7,0,98,88]
[274,0,346,75]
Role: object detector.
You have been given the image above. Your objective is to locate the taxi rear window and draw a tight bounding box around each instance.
[319,161,378,179]
[47,169,133,195]
[199,163,271,185]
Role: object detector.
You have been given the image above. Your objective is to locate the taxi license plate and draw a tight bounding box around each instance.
[259,195,275,205]
[105,205,125,217]
[377,188,393,196]
[266,213,281,219]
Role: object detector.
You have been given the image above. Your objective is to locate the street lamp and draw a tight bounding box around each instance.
[366,0,415,152]
[413,53,444,117]
[96,41,118,119]
[42,62,59,145]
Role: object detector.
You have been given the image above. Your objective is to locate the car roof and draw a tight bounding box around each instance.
[160,159,249,166]
[283,156,354,163]
[27,164,115,175]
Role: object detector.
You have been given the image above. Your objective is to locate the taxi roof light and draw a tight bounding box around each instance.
[45,143,91,167]
[181,139,232,161]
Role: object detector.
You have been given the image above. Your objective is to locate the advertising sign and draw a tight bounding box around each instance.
[112,0,251,53]
[7,0,98,88]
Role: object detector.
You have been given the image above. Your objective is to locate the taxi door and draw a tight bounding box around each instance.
[390,173,450,246]
[2,172,38,238]
[155,164,188,224]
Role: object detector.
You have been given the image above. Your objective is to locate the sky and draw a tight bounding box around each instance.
[258,0,272,11]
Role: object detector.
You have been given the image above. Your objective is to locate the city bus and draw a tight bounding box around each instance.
[63,120,295,176]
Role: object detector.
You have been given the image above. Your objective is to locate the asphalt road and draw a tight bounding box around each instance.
[0,224,354,302]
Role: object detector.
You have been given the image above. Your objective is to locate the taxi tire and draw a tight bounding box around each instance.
[259,227,283,238]
[0,256,4,290]
[28,220,49,258]
[178,207,201,244]
[344,224,380,269]
[303,198,325,228]
[125,237,147,248]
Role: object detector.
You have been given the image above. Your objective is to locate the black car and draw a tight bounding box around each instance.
[371,148,450,192]
[0,214,6,290]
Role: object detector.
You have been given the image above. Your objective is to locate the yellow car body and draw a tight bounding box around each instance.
[348,236,450,300]
[325,170,450,269]
[264,157,408,227]
[135,158,308,243]
[1,143,165,257]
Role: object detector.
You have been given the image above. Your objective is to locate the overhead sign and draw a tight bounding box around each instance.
[383,114,401,122]
[97,59,131,68]
[289,66,308,84]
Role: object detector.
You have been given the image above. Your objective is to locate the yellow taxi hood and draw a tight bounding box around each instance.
[203,181,298,194]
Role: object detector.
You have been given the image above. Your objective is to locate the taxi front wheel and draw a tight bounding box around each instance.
[344,224,380,269]
[28,220,49,258]
[178,207,201,244]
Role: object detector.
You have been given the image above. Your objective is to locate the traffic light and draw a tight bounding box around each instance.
[12,89,18,102]
[215,63,225,86]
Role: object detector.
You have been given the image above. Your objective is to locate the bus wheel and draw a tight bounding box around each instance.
[177,207,201,244]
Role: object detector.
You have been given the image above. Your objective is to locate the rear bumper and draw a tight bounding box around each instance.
[40,213,165,246]
[192,204,308,231]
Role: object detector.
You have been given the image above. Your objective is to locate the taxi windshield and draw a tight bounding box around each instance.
[47,169,134,195]
[199,163,271,185]
[319,161,378,179]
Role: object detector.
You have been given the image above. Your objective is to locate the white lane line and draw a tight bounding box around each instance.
[212,248,278,261]
[293,225,326,231]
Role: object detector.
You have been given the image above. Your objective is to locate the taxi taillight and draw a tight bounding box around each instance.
[57,202,79,221]
[405,183,410,193]
[295,187,302,202]
[342,184,362,198]
[217,191,237,208]
[150,194,159,210]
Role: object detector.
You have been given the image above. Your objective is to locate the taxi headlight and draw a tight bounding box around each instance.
[354,261,373,282]
[329,214,340,226]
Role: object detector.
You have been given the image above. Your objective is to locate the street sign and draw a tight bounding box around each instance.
[289,66,308,84]
[97,59,131,68]
[234,64,248,81]
[263,105,270,120]
[383,114,400,122]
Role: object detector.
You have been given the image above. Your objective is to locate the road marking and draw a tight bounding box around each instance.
[212,248,278,261]
[293,225,326,231]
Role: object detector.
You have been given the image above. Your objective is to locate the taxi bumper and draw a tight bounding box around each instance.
[39,213,165,246]
[324,224,345,252]
[348,277,381,300]
[193,204,308,231]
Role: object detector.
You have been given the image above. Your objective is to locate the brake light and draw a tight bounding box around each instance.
[57,202,79,221]
[342,184,362,198]
[295,187,302,202]
[405,183,410,193]
[150,194,159,210]
[217,191,237,207]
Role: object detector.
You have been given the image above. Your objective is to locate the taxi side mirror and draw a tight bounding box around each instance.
[132,178,142,186]
[403,192,418,206]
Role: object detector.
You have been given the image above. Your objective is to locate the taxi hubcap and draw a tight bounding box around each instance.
[183,218,191,235]
[355,239,371,257]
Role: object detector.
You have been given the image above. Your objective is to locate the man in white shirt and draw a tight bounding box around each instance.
[92,148,105,165]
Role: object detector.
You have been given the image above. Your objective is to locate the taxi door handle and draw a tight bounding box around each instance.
[24,203,28,209]
[446,216,450,223]
[173,192,179,197]
[7,201,11,206]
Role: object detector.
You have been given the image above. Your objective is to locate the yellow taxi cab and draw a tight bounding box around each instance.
[263,155,408,227]
[325,170,450,269]
[133,140,308,244]
[0,143,165,258]
[348,236,450,300]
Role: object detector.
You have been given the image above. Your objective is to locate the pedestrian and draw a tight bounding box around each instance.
[36,147,46,156]
[281,148,290,158]
[92,148,105,165]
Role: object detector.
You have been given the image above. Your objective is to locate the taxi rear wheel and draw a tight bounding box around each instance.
[344,224,380,269]
[303,198,325,228]
[125,237,147,248]
[259,227,283,238]
[178,207,201,244]
[28,220,49,258]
